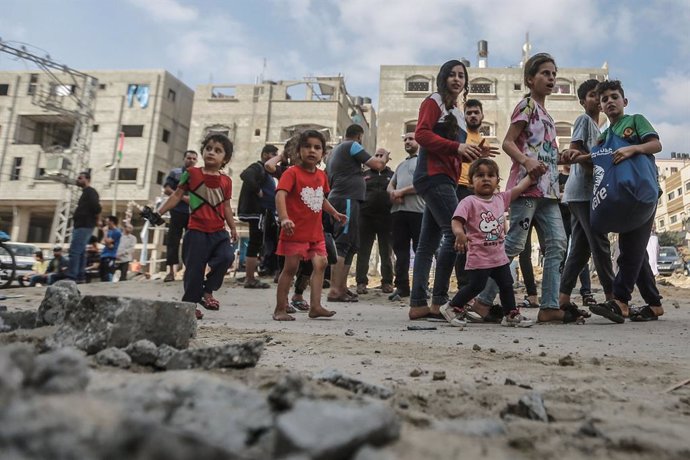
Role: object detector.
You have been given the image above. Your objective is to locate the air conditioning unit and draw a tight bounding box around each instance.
[44,154,72,177]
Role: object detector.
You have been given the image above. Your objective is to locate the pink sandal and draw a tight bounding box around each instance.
[200,295,220,311]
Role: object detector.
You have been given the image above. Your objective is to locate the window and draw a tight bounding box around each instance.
[668,191,675,200]
[121,125,144,137]
[469,78,494,94]
[671,215,678,224]
[162,129,170,143]
[555,123,572,137]
[671,167,678,173]
[50,84,76,96]
[0,84,9,96]
[167,89,176,102]
[513,83,522,91]
[677,187,682,196]
[10,157,22,181]
[127,84,150,108]
[406,76,430,93]
[92,124,99,133]
[685,182,690,192]
[254,128,261,136]
[659,219,665,228]
[404,121,417,134]
[553,79,572,95]
[99,83,107,90]
[112,168,138,181]
[211,86,236,99]
[27,74,38,95]
[156,171,165,185]
[479,123,492,137]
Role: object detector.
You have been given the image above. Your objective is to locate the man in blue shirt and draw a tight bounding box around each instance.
[100,215,122,281]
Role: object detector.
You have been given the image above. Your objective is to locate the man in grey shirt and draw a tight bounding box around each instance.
[386,133,425,301]
[326,124,385,302]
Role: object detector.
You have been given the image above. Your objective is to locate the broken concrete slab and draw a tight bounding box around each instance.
[27,347,89,394]
[0,310,38,331]
[36,280,81,327]
[268,374,305,412]
[95,347,132,368]
[275,399,400,460]
[161,340,264,370]
[313,369,393,399]
[47,295,197,354]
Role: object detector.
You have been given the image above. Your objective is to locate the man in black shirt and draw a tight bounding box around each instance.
[67,171,101,281]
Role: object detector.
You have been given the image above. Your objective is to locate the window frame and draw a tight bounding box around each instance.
[121,125,144,137]
[405,75,431,94]
[468,78,496,96]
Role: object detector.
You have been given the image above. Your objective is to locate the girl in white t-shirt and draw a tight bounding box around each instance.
[442,159,543,327]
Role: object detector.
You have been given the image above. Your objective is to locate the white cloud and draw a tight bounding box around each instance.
[656,122,690,156]
[126,0,198,23]
[654,72,690,116]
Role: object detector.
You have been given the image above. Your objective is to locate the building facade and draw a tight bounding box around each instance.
[377,61,608,176]
[655,159,690,234]
[188,76,376,207]
[0,69,194,243]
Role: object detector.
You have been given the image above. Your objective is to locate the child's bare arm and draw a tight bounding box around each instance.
[157,188,185,215]
[223,200,238,242]
[452,218,468,253]
[276,190,294,236]
[613,137,662,165]
[323,199,347,224]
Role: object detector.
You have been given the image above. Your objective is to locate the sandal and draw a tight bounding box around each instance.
[560,302,591,319]
[327,294,358,303]
[200,295,220,311]
[629,305,660,322]
[244,279,270,289]
[290,299,310,312]
[163,273,175,282]
[589,300,625,324]
[521,296,540,309]
[195,308,204,320]
[581,293,597,307]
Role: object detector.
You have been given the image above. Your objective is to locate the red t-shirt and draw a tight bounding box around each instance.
[178,167,232,232]
[277,166,329,242]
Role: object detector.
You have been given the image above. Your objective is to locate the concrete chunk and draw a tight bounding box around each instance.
[36,280,81,326]
[162,340,264,370]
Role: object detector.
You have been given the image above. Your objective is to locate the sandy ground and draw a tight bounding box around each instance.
[2,274,690,459]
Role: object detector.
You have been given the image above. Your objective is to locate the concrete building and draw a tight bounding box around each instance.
[188,76,376,207]
[377,50,608,176]
[0,69,193,243]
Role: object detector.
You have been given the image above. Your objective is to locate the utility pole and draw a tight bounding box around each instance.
[0,39,98,245]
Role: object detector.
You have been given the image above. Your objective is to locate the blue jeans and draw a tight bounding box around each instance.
[410,183,458,307]
[67,227,93,281]
[476,197,566,310]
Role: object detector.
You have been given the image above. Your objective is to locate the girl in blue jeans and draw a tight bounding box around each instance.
[408,59,496,320]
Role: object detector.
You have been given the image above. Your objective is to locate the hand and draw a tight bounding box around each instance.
[458,143,482,161]
[281,219,295,236]
[333,212,348,225]
[454,233,468,253]
[523,157,546,180]
[230,227,238,243]
[559,149,582,164]
[478,140,499,158]
[141,206,165,226]
[613,146,636,164]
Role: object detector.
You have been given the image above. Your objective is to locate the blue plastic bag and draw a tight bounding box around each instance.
[590,132,657,233]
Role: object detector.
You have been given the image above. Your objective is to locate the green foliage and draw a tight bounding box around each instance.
[657,231,685,247]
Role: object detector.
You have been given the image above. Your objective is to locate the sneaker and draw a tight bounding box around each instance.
[501,310,533,328]
[450,317,467,328]
[388,289,409,301]
[440,303,460,323]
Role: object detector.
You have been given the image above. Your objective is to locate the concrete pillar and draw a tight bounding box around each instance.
[11,206,30,242]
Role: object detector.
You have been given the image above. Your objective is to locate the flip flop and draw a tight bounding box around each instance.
[327,294,358,303]
[244,279,270,289]
[629,305,660,322]
[290,299,310,312]
[163,273,175,282]
[589,300,625,324]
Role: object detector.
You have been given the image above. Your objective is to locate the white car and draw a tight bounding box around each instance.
[0,242,41,287]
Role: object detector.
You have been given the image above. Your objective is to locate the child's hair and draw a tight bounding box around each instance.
[107,215,118,225]
[595,79,625,98]
[523,53,557,94]
[201,132,234,167]
[577,79,600,101]
[34,250,43,259]
[468,158,500,182]
[294,129,327,167]
[464,98,483,111]
[88,235,99,245]
[283,134,301,165]
[436,59,469,141]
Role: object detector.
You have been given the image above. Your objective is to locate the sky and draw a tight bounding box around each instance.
[1,0,689,156]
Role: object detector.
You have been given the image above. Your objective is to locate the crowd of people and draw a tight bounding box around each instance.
[124,53,666,326]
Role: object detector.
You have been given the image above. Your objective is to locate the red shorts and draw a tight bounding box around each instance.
[276,240,327,260]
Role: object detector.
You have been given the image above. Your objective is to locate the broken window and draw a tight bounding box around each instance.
[127,84,150,108]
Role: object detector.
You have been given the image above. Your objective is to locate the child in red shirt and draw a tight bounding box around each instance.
[153,133,238,320]
[273,130,347,321]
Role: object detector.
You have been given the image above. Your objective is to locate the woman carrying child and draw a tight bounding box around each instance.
[272,130,347,321]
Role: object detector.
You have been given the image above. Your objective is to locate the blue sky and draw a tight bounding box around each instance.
[1,0,688,155]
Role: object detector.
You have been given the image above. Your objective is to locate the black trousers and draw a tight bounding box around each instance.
[182,230,235,304]
[355,212,393,285]
[166,210,188,266]
[453,185,473,287]
[450,263,516,316]
[614,215,662,305]
[391,211,422,294]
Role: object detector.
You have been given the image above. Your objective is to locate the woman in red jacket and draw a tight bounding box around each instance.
[408,59,495,320]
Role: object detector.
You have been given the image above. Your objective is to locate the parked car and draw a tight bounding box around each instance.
[657,246,685,276]
[0,242,41,286]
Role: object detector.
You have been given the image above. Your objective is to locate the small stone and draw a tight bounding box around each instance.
[513,339,520,343]
[432,371,446,381]
[409,368,424,377]
[489,348,496,353]
[345,329,355,336]
[501,391,550,422]
[505,378,517,386]
[398,400,409,409]
[590,357,601,366]
[539,352,547,357]
[472,344,481,351]
[123,340,158,366]
[361,359,372,365]
[95,347,132,368]
[558,355,575,366]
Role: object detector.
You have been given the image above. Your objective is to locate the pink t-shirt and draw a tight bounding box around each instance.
[453,192,511,270]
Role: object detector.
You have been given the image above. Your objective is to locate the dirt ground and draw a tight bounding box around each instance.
[2,273,690,459]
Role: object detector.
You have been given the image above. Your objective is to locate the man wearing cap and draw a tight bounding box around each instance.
[386,133,424,301]
[30,246,68,286]
[67,171,101,282]
[355,148,394,294]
